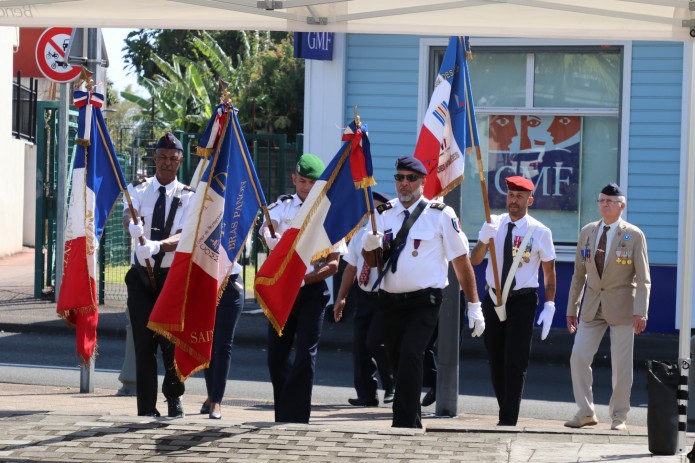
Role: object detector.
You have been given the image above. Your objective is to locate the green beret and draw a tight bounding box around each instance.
[296,153,325,180]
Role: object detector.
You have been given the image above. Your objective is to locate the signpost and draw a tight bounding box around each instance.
[35,27,81,83]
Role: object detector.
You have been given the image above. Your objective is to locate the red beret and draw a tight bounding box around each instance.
[505,176,534,192]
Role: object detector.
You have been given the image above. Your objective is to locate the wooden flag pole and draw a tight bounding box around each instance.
[463,51,502,307]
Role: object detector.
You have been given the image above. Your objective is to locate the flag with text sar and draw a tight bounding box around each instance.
[57,89,126,365]
[415,36,478,199]
[255,121,374,335]
[148,104,266,380]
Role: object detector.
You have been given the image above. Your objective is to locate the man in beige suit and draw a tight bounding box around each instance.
[564,183,650,431]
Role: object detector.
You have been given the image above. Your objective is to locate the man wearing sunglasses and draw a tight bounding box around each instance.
[564,183,650,431]
[469,175,557,427]
[362,156,481,429]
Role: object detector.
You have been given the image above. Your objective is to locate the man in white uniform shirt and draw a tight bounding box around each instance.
[362,156,482,429]
[470,175,556,427]
[123,132,194,418]
[260,153,345,424]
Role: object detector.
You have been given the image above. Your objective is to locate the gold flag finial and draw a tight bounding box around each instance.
[354,105,361,128]
[77,66,94,92]
[219,79,231,106]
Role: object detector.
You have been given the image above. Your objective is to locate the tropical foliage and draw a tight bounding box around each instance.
[120,30,304,135]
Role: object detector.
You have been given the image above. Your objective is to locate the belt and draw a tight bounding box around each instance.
[378,288,439,301]
[356,288,380,299]
[487,285,537,298]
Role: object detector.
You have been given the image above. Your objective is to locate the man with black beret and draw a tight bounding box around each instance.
[334,191,395,408]
[260,153,345,423]
[564,183,650,431]
[362,156,481,428]
[122,132,194,417]
[470,175,557,427]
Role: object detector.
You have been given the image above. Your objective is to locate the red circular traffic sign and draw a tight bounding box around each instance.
[35,27,81,83]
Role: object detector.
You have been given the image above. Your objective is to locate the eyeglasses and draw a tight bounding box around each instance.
[394,173,422,182]
[597,199,621,204]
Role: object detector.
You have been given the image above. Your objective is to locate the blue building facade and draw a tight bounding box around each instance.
[305,34,684,333]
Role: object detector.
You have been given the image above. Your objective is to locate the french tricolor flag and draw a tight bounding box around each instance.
[415,36,476,199]
[57,90,125,365]
[255,122,374,334]
[148,104,266,380]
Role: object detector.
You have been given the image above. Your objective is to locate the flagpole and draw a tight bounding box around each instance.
[353,107,382,271]
[462,43,502,307]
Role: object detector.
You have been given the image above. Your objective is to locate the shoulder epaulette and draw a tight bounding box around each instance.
[280,194,294,202]
[376,203,393,214]
[131,177,146,187]
[269,195,294,211]
[182,185,194,192]
[429,202,446,210]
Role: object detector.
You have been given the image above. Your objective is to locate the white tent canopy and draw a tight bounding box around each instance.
[0,0,693,41]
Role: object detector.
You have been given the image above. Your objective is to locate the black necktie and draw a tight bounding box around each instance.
[150,186,166,241]
[501,222,515,290]
[390,210,410,274]
[595,225,610,278]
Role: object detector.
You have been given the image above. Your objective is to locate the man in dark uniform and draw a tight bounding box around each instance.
[362,156,483,428]
[123,132,194,417]
[333,191,395,407]
[470,175,556,427]
[260,153,345,423]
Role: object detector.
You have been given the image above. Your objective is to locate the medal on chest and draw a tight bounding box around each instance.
[522,238,533,264]
[412,239,421,257]
[581,237,591,263]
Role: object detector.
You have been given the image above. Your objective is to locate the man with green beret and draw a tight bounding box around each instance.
[260,153,345,423]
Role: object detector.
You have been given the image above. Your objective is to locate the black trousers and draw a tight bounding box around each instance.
[352,290,394,399]
[204,276,244,404]
[380,288,442,428]
[125,267,185,416]
[267,281,330,423]
[482,290,538,425]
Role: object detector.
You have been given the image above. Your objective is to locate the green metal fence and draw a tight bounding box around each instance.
[35,111,303,306]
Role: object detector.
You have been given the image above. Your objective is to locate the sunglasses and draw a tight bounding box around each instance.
[394,173,422,182]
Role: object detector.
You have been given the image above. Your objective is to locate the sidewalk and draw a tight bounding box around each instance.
[0,381,688,462]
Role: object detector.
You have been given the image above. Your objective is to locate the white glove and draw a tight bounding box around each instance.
[478,216,500,244]
[537,301,556,340]
[136,239,161,260]
[128,220,144,239]
[467,301,485,337]
[363,232,383,252]
[263,227,282,251]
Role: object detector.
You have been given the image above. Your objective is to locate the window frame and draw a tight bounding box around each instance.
[417,37,633,261]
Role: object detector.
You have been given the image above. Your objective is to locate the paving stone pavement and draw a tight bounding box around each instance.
[0,382,689,462]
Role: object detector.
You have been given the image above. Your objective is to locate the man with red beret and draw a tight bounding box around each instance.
[470,175,557,426]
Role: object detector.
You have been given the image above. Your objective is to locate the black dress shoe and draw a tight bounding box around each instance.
[383,389,395,404]
[167,397,185,418]
[348,397,379,407]
[421,388,436,407]
[200,402,210,414]
[139,411,160,417]
[497,421,516,426]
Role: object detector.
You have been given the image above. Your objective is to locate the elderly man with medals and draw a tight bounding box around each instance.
[564,183,651,431]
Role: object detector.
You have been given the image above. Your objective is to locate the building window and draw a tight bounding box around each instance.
[428,45,623,245]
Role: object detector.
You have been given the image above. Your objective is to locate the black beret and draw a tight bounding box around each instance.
[601,183,624,196]
[373,191,392,204]
[395,156,427,175]
[156,132,183,151]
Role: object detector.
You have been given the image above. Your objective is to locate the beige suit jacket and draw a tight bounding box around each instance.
[567,218,651,325]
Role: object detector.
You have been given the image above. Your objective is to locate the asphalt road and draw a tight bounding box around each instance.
[0,329,650,426]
